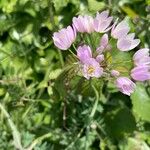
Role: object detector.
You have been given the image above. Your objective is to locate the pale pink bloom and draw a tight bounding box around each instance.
[96,54,104,63]
[73,15,94,33]
[82,58,103,79]
[77,45,92,63]
[94,10,113,33]
[111,20,130,39]
[53,26,76,50]
[131,65,150,81]
[96,34,109,53]
[116,77,136,96]
[111,70,120,77]
[133,48,150,66]
[117,33,140,51]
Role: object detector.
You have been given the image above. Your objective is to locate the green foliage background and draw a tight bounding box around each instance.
[0,0,150,149]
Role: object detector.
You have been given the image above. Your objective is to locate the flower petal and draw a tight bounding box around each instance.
[77,45,92,63]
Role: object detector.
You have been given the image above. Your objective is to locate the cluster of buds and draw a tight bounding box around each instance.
[53,10,150,96]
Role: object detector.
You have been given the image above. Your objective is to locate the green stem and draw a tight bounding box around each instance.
[73,44,77,51]
[89,33,96,50]
[90,85,99,118]
[84,34,89,44]
[65,127,85,150]
[69,49,78,59]
[85,126,90,150]
[84,84,101,150]
[58,49,64,68]
[0,103,23,150]
[26,133,52,150]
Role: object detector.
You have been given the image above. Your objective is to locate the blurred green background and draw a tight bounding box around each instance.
[0,0,150,150]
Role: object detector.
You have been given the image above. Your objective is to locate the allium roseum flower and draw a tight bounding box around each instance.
[73,15,94,33]
[111,20,130,39]
[52,10,149,96]
[131,65,150,81]
[77,45,92,63]
[116,77,136,96]
[96,54,104,63]
[96,34,109,53]
[133,48,150,66]
[53,26,76,50]
[117,33,140,51]
[94,10,113,33]
[111,70,120,77]
[77,45,103,79]
[82,58,103,80]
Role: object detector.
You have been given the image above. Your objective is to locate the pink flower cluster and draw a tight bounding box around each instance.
[52,10,150,96]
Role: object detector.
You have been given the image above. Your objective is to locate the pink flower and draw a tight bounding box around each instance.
[133,48,150,66]
[116,77,136,96]
[96,54,104,63]
[111,20,130,39]
[131,65,150,81]
[77,45,92,63]
[73,15,94,33]
[117,33,140,51]
[96,34,109,53]
[82,58,103,79]
[53,26,76,50]
[94,10,113,33]
[111,70,120,77]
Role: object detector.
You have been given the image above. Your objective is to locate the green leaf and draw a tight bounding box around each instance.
[131,83,150,122]
[0,0,17,13]
[22,131,35,147]
[88,0,105,12]
[104,107,136,138]
[52,0,68,12]
[52,0,80,12]
[146,0,150,4]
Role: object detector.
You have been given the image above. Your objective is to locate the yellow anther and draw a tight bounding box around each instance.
[87,66,95,74]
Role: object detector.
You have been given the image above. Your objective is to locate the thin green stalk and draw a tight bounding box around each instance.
[90,85,99,118]
[65,127,85,150]
[85,126,90,150]
[84,84,101,150]
[73,44,77,51]
[69,49,78,59]
[89,33,96,50]
[25,133,52,150]
[85,34,94,50]
[0,103,23,150]
[58,49,64,67]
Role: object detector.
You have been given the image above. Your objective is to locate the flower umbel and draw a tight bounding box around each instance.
[52,10,149,96]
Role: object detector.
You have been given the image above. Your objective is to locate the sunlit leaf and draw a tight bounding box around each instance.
[131,83,150,122]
